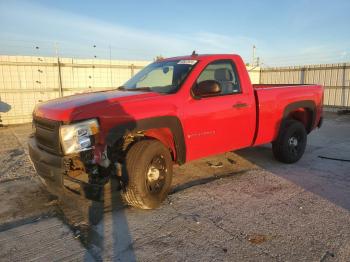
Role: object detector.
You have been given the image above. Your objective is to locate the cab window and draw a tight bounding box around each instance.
[197,60,241,95]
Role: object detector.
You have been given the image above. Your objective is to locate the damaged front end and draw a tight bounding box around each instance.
[29,117,120,201]
[61,147,114,200]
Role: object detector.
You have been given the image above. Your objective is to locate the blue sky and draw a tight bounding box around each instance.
[0,0,349,66]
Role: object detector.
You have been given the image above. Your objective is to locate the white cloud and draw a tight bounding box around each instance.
[0,1,256,61]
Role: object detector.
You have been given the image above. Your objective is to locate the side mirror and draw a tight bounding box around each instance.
[193,80,221,98]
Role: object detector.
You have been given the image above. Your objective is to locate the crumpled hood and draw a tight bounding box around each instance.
[34,89,161,122]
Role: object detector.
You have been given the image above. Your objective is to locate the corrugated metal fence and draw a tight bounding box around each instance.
[1,56,349,125]
[260,63,350,108]
[0,56,261,125]
[0,56,150,125]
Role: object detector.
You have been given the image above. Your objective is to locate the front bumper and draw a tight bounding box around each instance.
[28,137,103,199]
[28,137,64,187]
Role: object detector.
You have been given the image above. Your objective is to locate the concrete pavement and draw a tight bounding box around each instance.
[0,112,349,261]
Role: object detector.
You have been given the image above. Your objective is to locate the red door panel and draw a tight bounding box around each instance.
[183,93,255,161]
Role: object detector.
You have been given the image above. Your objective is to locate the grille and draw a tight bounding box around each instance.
[33,117,62,155]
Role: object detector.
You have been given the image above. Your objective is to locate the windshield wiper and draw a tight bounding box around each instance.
[117,86,152,92]
[129,87,152,91]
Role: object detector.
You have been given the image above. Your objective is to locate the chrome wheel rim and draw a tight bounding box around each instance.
[288,133,302,157]
[145,155,166,194]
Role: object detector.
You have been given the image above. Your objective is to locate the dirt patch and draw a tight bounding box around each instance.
[0,128,21,152]
[0,178,57,226]
[247,234,269,245]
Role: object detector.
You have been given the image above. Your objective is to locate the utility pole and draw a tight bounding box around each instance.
[252,45,256,67]
[256,57,260,67]
[92,44,97,91]
[54,42,63,97]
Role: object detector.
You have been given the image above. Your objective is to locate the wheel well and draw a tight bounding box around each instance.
[287,107,313,133]
[109,128,176,163]
[143,128,176,160]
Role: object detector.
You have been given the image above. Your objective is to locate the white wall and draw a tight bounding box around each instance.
[0,55,150,125]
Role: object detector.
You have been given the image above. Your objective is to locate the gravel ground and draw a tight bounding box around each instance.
[0,125,35,182]
[0,112,349,261]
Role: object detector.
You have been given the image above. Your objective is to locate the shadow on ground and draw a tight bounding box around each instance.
[237,112,350,212]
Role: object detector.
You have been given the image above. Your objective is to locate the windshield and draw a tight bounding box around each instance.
[122,60,197,94]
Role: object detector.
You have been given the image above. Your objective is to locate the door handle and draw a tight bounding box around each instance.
[233,102,248,109]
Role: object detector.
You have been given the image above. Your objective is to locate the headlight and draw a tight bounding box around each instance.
[59,119,99,155]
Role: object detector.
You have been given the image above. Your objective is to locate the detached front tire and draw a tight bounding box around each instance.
[122,140,173,209]
[272,120,307,163]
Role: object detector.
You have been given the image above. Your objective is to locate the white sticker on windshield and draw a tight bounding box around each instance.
[177,60,197,65]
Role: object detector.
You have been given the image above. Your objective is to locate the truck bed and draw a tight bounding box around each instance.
[252,84,323,146]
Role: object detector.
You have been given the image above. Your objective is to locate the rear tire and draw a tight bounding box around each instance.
[272,120,307,163]
[121,140,173,209]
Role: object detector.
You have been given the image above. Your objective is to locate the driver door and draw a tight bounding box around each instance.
[183,59,255,161]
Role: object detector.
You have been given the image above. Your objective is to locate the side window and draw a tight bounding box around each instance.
[196,60,241,95]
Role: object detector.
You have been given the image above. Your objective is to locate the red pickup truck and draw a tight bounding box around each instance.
[29,54,323,209]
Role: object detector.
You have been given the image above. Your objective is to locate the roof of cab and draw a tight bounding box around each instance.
[162,54,241,62]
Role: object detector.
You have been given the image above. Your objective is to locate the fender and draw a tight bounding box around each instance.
[283,100,316,133]
[106,116,186,164]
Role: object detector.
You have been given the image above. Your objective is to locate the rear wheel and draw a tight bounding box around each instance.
[272,120,307,163]
[121,140,173,209]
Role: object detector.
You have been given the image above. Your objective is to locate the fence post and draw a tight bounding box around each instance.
[341,63,346,108]
[300,67,307,84]
[57,57,63,97]
[259,67,262,84]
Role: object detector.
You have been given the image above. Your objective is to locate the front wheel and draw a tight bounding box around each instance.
[272,120,307,163]
[121,140,173,209]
